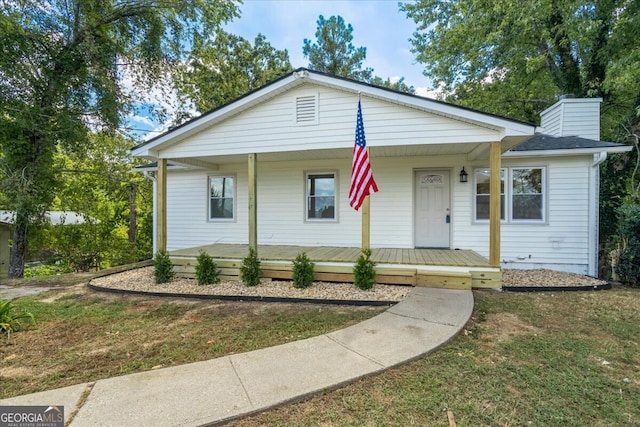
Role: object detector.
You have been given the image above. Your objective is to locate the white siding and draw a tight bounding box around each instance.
[454,156,593,274]
[159,86,501,159]
[540,98,601,140]
[165,154,594,274]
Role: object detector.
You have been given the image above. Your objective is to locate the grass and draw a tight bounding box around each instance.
[2,276,639,426]
[232,287,640,427]
[0,284,385,398]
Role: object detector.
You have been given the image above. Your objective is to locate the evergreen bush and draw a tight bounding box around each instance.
[292,252,315,289]
[153,250,174,284]
[195,250,219,285]
[615,203,640,287]
[353,248,376,291]
[240,247,262,287]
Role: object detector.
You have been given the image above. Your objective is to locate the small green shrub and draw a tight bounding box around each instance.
[0,297,36,340]
[241,247,262,287]
[353,248,376,291]
[153,250,174,284]
[292,252,315,289]
[614,203,640,287]
[195,250,220,285]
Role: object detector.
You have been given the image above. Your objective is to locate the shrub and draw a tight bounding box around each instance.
[292,252,315,289]
[195,250,219,285]
[353,248,376,291]
[153,250,174,284]
[240,247,262,287]
[0,297,36,340]
[614,203,640,287]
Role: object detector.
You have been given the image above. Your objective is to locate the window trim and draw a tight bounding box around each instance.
[473,166,547,224]
[304,170,338,222]
[207,174,237,222]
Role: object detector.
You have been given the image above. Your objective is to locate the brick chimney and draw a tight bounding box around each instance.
[539,96,602,141]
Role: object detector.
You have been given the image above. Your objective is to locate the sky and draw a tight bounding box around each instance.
[129,0,434,140]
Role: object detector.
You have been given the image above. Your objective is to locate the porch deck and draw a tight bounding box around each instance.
[170,244,501,289]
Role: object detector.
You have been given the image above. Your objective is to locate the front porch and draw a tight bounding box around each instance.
[170,244,502,289]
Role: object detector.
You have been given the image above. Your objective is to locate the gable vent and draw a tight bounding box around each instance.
[295,94,318,125]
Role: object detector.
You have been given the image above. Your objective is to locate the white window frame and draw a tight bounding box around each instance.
[305,171,338,222]
[208,174,236,222]
[473,166,546,224]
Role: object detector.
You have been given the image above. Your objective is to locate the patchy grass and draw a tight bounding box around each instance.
[233,287,640,427]
[0,286,385,399]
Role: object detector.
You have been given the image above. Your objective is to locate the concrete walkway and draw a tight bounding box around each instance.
[1,287,474,426]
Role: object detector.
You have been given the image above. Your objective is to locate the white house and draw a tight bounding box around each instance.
[131,69,630,286]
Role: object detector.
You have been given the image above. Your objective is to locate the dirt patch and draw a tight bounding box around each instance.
[480,312,541,345]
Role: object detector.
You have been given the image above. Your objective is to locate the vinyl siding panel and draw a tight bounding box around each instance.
[540,98,601,140]
[160,86,501,159]
[454,156,593,272]
[166,154,594,274]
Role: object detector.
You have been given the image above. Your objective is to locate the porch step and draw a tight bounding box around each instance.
[415,271,472,290]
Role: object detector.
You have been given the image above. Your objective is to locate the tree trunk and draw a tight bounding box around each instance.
[8,212,29,279]
[128,183,138,244]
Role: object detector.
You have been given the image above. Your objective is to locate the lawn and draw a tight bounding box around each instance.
[2,278,638,426]
[233,287,640,426]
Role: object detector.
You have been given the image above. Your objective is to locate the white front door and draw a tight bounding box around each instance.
[414,170,451,248]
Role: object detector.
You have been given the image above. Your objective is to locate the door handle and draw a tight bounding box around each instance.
[446,214,451,224]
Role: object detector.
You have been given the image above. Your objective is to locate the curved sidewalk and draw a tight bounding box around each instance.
[1,287,473,426]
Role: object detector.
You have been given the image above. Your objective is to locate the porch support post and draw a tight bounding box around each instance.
[489,142,501,267]
[362,196,371,250]
[248,153,258,253]
[157,158,167,252]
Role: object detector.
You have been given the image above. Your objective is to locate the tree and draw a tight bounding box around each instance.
[0,0,239,278]
[175,31,292,115]
[368,76,415,94]
[303,15,373,81]
[35,133,153,270]
[402,0,640,277]
[401,0,640,131]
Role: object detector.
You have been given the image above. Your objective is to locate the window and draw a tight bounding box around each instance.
[209,176,235,220]
[475,169,505,221]
[306,172,336,220]
[512,168,544,220]
[474,167,545,223]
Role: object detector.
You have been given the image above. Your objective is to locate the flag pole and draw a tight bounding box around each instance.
[362,184,371,250]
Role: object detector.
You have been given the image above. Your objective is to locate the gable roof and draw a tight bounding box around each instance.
[131,68,538,159]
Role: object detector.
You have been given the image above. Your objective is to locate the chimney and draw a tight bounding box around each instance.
[539,97,602,141]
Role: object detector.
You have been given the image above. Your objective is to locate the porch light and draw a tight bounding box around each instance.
[459,167,468,183]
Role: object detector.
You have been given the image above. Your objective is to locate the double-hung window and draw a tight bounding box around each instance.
[474,167,545,223]
[306,172,336,221]
[209,175,235,220]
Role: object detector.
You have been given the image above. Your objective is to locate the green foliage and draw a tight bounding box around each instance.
[240,248,262,287]
[303,15,373,81]
[175,31,292,116]
[292,252,315,289]
[401,0,640,135]
[353,249,376,291]
[614,203,640,286]
[195,251,220,285]
[0,0,239,278]
[153,251,174,284]
[24,262,73,278]
[0,297,36,340]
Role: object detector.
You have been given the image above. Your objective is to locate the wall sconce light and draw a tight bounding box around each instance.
[459,167,468,183]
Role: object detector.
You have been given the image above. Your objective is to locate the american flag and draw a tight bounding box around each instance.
[349,100,378,210]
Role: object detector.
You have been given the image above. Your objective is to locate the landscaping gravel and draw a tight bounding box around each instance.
[89,267,608,302]
[90,267,411,302]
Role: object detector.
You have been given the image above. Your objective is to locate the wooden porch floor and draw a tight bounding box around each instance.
[171,244,491,267]
[170,244,500,289]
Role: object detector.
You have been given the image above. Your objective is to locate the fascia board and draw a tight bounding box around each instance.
[503,145,632,158]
